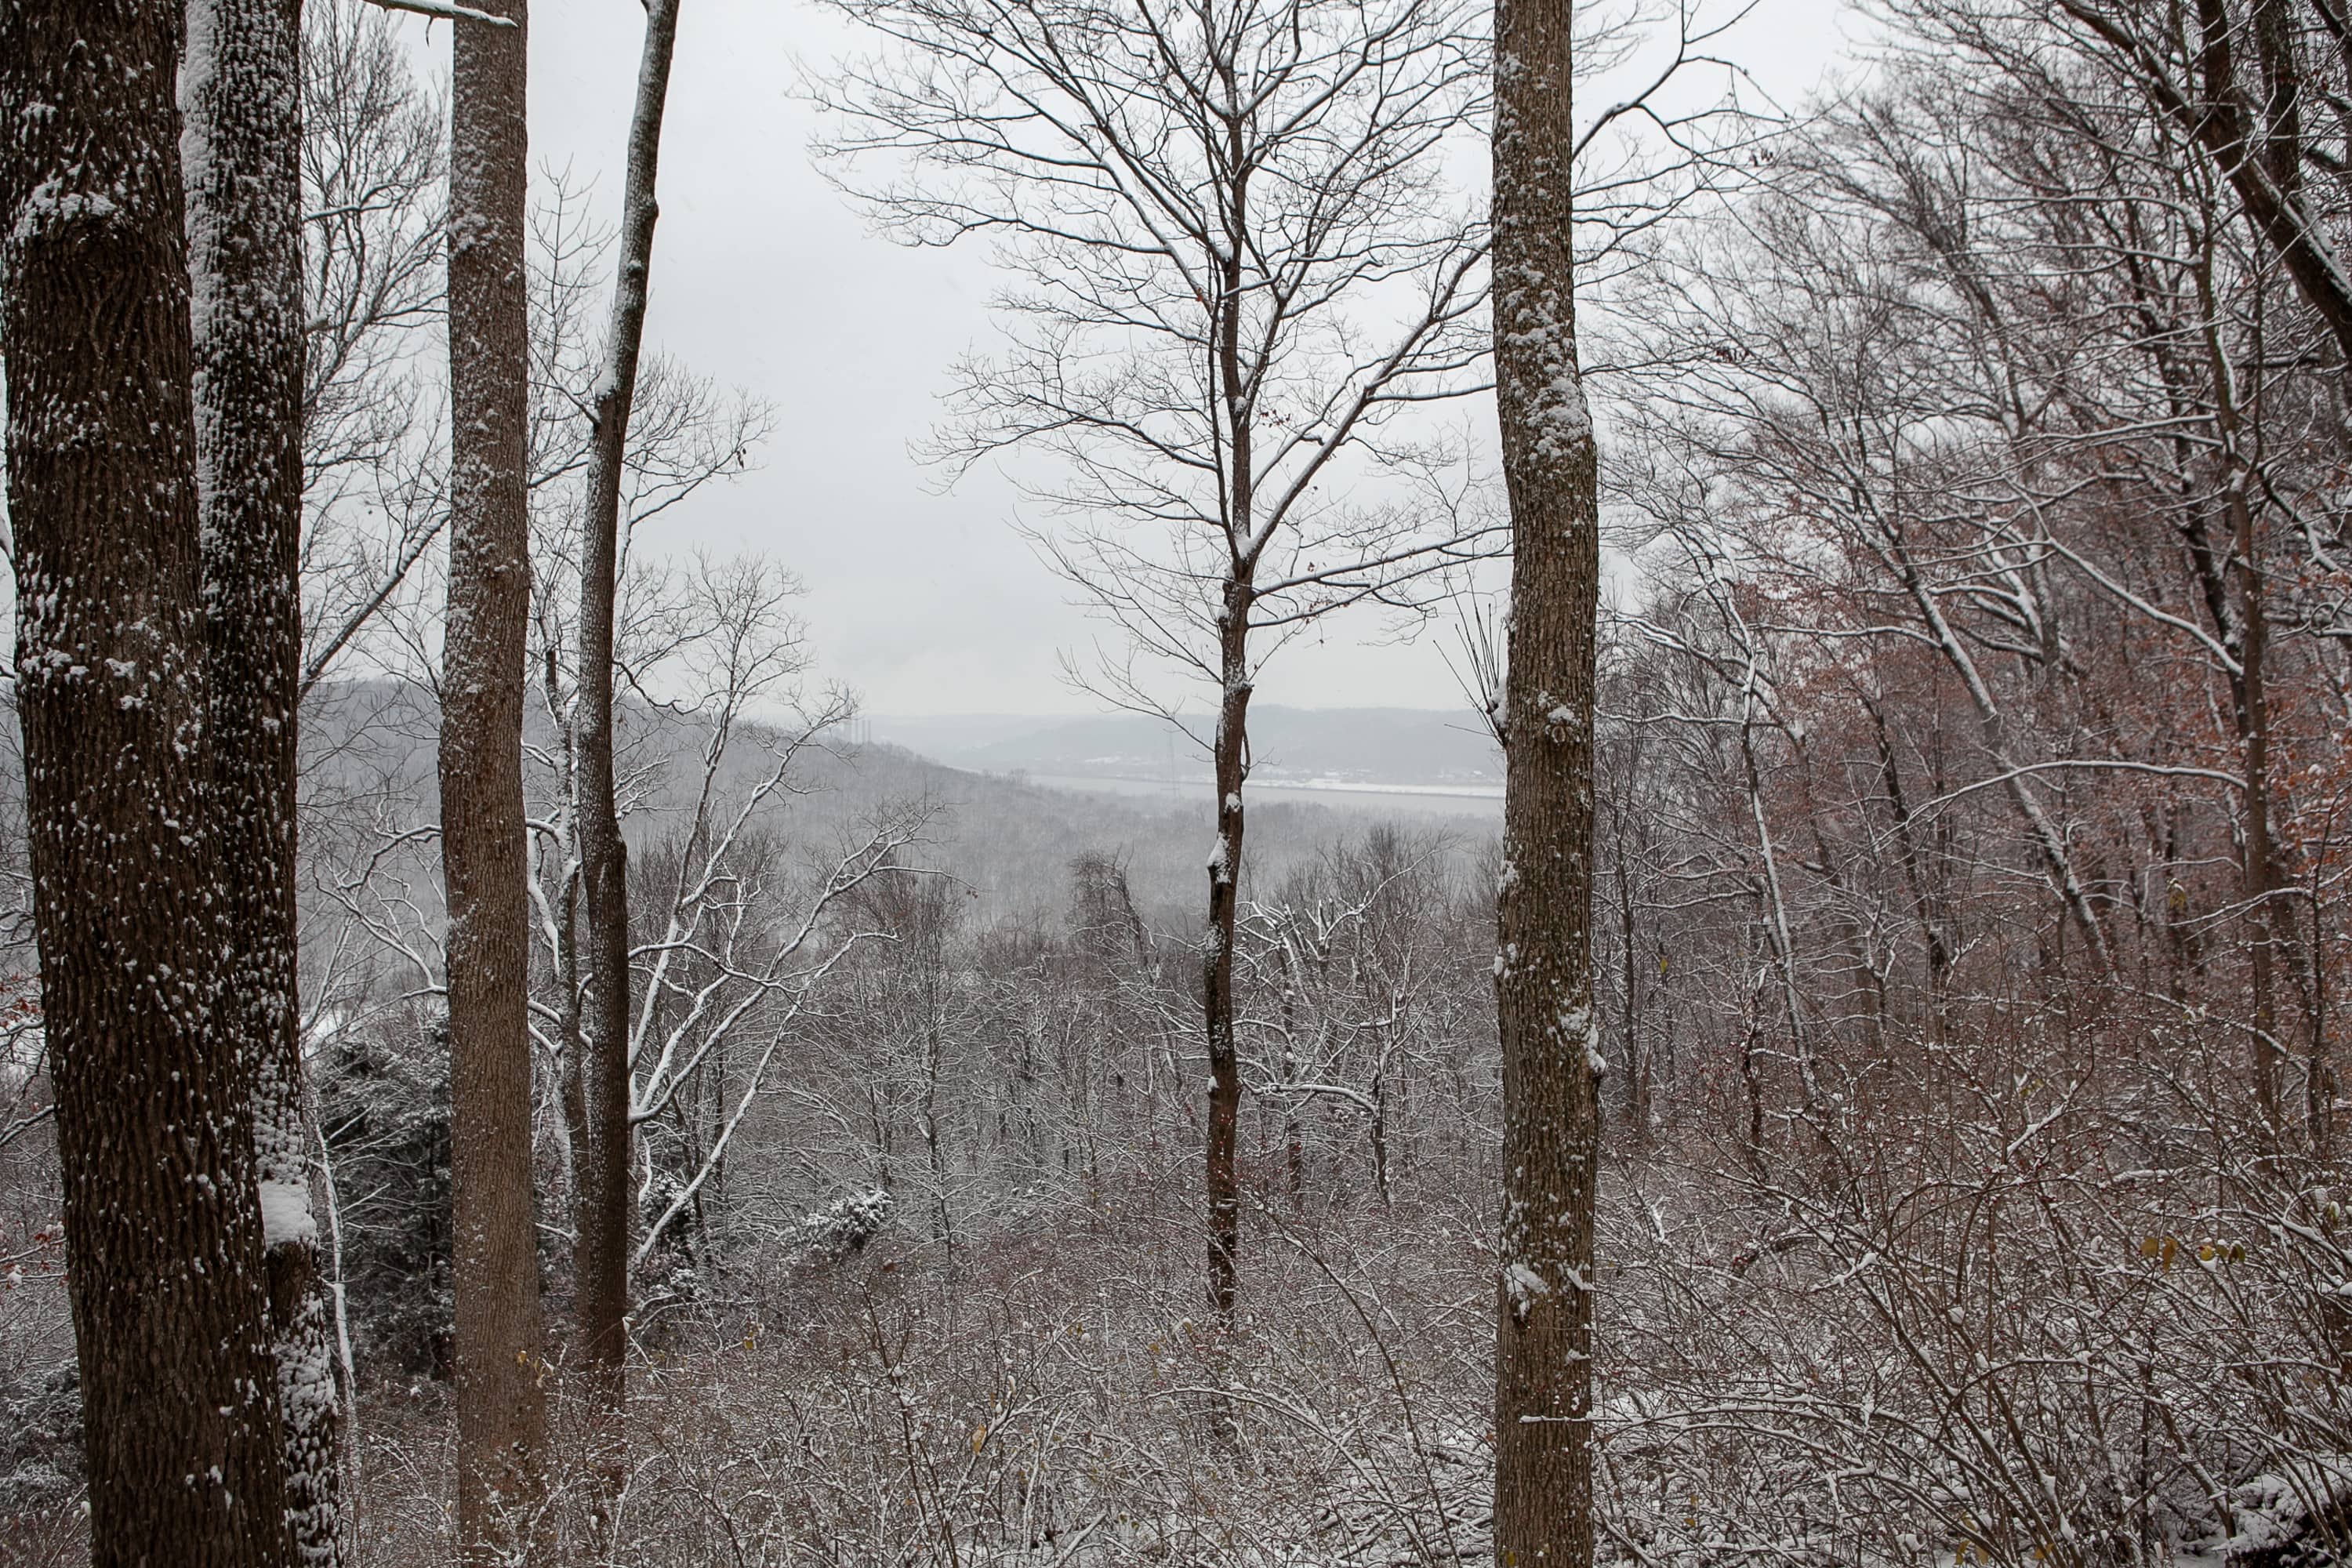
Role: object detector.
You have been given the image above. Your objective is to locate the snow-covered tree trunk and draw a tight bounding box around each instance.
[1202,260,1254,1325]
[1203,602,1250,1324]
[443,0,549,1555]
[1490,0,1602,1553]
[573,0,683,1521]
[183,0,345,1556]
[0,1,295,1563]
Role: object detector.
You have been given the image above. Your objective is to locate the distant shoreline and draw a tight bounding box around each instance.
[1011,770,1504,818]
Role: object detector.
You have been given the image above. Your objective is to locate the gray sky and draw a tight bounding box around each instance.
[439,0,1861,717]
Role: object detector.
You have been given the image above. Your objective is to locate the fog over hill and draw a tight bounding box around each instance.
[289,683,1498,937]
[867,706,1503,792]
[804,742,1497,927]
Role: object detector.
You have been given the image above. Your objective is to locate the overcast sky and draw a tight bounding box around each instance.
[409,0,1862,717]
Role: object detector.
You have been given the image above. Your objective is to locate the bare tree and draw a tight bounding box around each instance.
[817,0,1496,1321]
[1610,27,2347,1120]
[572,0,685,1509]
[540,556,935,1279]
[183,0,345,1553]
[1238,826,1457,1209]
[0,0,294,1561]
[2042,0,2352,365]
[442,0,549,1555]
[299,0,452,701]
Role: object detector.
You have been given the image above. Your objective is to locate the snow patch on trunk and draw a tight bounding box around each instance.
[258,1175,318,1247]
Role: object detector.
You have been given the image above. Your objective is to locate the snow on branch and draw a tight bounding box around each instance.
[358,0,517,26]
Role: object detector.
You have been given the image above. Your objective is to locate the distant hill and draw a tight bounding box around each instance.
[290,684,1496,937]
[868,706,1501,790]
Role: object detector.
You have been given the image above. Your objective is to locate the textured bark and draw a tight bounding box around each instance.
[573,0,683,1510]
[0,2,294,1563]
[1490,0,1602,1553]
[444,0,549,1555]
[183,0,345,1556]
[1204,618,1250,1323]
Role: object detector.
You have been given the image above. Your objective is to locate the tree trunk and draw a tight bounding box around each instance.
[2228,476,2288,1127]
[0,2,295,1562]
[1862,687,1955,1005]
[1616,835,1646,1142]
[444,0,548,1555]
[573,0,682,1513]
[183,0,344,1555]
[1202,74,1256,1325]
[1204,607,1250,1323]
[1490,0,1602,1553]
